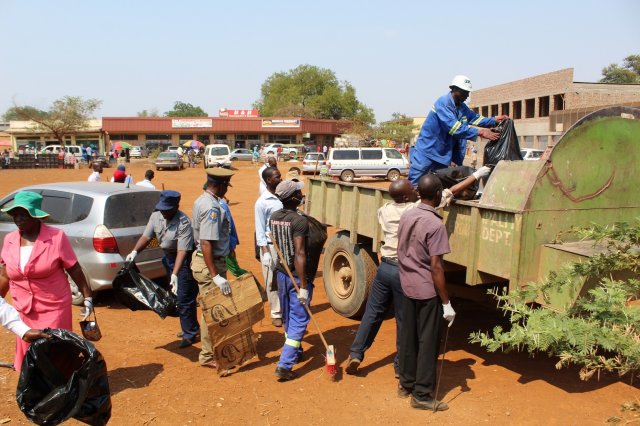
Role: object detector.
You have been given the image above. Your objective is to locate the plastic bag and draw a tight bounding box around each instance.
[112,261,178,318]
[431,166,479,200]
[483,119,523,166]
[16,328,111,426]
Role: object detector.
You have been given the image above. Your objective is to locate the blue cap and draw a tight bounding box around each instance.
[117,165,126,171]
[155,190,181,211]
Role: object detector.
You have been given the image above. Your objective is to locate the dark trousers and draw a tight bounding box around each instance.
[163,252,200,340]
[349,260,404,374]
[398,295,443,401]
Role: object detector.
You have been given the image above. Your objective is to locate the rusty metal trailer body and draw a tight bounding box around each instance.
[306,107,640,318]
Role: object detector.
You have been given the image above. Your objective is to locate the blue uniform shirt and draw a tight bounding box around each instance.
[411,92,495,171]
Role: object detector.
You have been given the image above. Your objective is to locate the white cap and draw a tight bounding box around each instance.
[450,75,473,92]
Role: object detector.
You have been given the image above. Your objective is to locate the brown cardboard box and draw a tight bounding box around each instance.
[197,273,265,375]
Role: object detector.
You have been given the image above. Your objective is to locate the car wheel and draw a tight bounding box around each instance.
[386,169,400,181]
[231,157,237,161]
[157,167,161,171]
[340,170,355,182]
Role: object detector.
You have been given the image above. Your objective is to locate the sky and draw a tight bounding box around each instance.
[1,0,639,123]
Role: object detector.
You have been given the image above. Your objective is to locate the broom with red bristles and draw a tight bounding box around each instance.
[269,235,337,379]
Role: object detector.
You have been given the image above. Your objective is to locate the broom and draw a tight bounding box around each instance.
[269,234,337,379]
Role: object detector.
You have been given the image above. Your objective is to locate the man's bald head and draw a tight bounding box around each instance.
[389,179,417,203]
[267,156,278,168]
[417,174,443,203]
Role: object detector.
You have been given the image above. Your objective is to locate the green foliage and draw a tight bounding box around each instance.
[137,108,159,117]
[6,96,101,145]
[3,105,46,121]
[374,113,417,144]
[600,54,640,83]
[470,221,640,381]
[164,101,207,117]
[254,64,375,125]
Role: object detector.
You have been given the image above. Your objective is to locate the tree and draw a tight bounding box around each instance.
[164,101,208,117]
[470,221,640,382]
[254,64,375,125]
[7,96,101,145]
[600,54,640,83]
[374,113,417,145]
[2,105,46,121]
[137,108,159,117]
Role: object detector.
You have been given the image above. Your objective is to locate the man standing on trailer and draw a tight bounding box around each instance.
[408,75,507,185]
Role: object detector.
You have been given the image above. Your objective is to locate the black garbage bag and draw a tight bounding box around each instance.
[432,166,479,200]
[16,328,111,426]
[112,261,178,318]
[483,118,523,166]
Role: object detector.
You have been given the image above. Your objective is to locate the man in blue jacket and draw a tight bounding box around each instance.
[409,75,507,185]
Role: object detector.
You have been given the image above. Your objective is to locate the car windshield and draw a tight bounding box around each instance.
[305,153,324,160]
[158,153,176,159]
[104,192,160,228]
[0,189,93,225]
[211,147,228,155]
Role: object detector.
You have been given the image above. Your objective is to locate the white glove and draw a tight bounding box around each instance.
[441,188,454,207]
[213,274,231,295]
[170,274,178,295]
[442,302,456,327]
[125,250,137,263]
[82,297,94,321]
[472,166,492,180]
[298,288,309,305]
[260,251,274,268]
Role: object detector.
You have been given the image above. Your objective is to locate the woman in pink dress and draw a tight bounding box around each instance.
[0,191,93,372]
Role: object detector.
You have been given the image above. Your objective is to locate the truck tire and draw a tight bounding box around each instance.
[323,232,377,319]
[340,170,355,182]
[386,169,400,181]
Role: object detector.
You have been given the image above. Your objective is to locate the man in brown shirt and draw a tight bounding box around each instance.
[397,174,456,411]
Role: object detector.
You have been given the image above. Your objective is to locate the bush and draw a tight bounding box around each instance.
[470,221,640,382]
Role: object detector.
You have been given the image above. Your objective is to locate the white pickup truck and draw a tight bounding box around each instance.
[261,144,299,158]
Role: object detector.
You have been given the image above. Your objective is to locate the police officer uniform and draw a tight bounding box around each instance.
[142,190,199,347]
[191,168,234,367]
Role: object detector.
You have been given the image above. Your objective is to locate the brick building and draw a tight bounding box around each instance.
[101,116,343,152]
[468,68,640,149]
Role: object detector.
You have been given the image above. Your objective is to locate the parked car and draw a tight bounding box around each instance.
[261,144,298,158]
[230,148,253,161]
[203,144,232,168]
[155,152,184,170]
[89,154,110,169]
[521,148,544,160]
[40,145,83,161]
[0,183,165,304]
[130,146,149,158]
[327,148,409,182]
[302,152,326,174]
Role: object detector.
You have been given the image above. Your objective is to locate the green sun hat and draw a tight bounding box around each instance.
[1,191,49,218]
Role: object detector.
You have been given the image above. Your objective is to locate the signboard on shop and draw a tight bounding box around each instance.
[219,108,259,118]
[171,119,213,128]
[261,119,301,128]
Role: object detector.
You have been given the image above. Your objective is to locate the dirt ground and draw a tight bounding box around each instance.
[0,160,637,425]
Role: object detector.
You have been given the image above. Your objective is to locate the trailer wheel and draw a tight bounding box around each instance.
[340,170,355,182]
[323,232,377,318]
[387,169,400,181]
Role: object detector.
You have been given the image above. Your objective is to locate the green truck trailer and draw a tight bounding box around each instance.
[306,106,640,318]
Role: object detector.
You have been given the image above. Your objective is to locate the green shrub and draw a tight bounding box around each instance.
[470,221,640,381]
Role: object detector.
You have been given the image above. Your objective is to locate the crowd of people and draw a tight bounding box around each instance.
[0,74,509,414]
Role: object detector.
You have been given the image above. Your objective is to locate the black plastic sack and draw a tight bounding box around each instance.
[483,119,523,166]
[16,328,111,426]
[302,213,327,280]
[431,166,479,200]
[112,261,178,318]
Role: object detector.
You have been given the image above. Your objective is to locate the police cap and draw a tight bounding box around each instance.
[206,168,234,185]
[155,190,181,211]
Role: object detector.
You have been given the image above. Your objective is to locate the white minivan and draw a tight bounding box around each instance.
[203,144,232,168]
[327,147,409,182]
